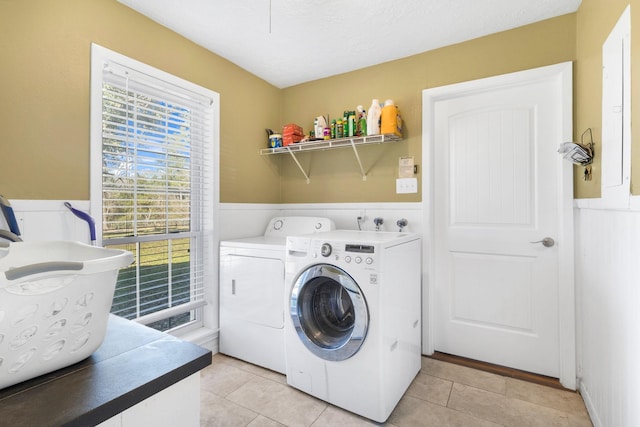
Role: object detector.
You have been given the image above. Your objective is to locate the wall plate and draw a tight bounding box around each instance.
[396,178,418,194]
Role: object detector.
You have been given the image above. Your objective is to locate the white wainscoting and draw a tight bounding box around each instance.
[218,202,424,240]
[574,202,640,427]
[1,200,93,243]
[3,199,424,244]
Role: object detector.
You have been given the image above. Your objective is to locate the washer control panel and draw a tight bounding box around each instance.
[314,241,377,269]
[343,243,375,266]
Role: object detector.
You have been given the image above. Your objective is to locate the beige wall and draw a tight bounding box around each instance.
[280,14,576,203]
[0,0,282,203]
[4,1,634,204]
[575,0,637,198]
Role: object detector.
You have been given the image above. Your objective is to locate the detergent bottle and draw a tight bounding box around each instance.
[366,99,382,135]
[381,99,402,137]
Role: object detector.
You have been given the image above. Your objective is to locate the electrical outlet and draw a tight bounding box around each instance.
[396,178,418,194]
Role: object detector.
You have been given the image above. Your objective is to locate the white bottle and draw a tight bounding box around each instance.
[366,99,382,136]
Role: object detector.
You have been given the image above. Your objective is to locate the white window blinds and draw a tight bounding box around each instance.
[93,47,216,332]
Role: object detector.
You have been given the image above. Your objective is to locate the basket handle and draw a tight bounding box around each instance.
[4,261,84,281]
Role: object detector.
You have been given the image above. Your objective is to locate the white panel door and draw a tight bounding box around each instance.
[431,66,571,378]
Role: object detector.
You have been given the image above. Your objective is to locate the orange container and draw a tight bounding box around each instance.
[283,134,303,146]
[380,100,402,137]
[282,123,303,136]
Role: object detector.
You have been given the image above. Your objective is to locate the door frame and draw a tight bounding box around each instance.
[421,62,576,389]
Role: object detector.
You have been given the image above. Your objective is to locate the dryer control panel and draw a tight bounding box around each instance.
[264,216,335,237]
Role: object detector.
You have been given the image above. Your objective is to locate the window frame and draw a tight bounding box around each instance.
[89,43,219,336]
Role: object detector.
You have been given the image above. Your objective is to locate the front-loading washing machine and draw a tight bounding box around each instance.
[284,230,422,422]
[219,217,334,374]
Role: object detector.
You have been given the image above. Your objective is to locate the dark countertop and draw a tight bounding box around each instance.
[0,315,212,427]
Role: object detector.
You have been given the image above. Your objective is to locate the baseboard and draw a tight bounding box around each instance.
[579,381,603,427]
[176,327,218,352]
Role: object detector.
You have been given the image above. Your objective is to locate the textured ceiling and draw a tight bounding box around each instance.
[117,0,581,88]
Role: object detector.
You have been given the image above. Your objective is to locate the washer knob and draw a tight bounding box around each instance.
[345,256,352,263]
[321,243,332,257]
[366,257,373,265]
[355,256,362,264]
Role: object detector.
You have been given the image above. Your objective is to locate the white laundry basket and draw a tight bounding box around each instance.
[0,240,134,390]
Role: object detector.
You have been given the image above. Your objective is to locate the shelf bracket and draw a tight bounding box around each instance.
[349,139,367,181]
[286,146,311,184]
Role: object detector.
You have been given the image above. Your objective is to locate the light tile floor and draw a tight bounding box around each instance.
[200,353,593,427]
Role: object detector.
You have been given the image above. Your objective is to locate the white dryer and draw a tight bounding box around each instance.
[219,217,334,374]
[284,230,422,422]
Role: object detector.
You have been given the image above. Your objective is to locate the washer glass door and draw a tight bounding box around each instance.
[290,264,368,361]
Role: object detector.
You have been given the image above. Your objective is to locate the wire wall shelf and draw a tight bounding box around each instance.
[259,134,403,183]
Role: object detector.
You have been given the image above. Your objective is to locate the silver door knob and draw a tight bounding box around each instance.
[530,237,555,247]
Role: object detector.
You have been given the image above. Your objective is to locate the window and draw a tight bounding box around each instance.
[90,44,218,333]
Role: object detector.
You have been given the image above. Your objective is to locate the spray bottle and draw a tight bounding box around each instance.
[356,105,366,136]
